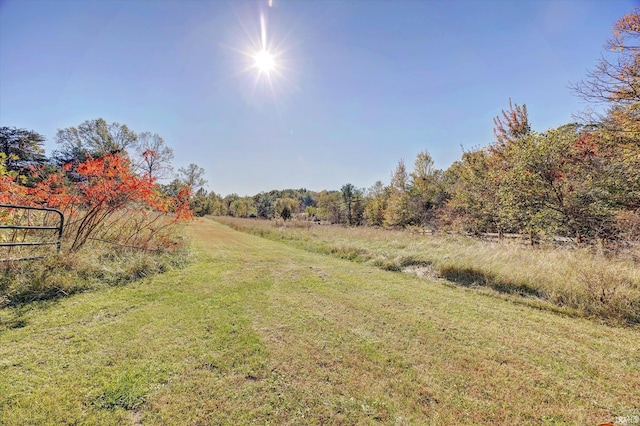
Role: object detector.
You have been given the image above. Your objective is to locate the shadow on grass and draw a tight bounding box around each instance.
[0,288,81,334]
[6,285,88,308]
[2,317,27,330]
[398,263,639,328]
[438,265,544,299]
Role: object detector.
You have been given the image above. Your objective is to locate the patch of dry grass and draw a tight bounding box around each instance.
[0,222,190,308]
[216,217,640,326]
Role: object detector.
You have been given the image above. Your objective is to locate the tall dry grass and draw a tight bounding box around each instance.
[0,217,190,307]
[216,217,640,326]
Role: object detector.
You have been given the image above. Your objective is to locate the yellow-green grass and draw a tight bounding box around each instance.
[1,218,639,424]
[216,217,640,326]
[0,223,190,307]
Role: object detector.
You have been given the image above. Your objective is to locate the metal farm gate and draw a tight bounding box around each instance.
[0,204,64,262]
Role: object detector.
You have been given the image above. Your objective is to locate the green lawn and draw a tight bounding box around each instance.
[1,218,638,425]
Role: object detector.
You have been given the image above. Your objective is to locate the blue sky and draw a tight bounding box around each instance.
[0,0,635,196]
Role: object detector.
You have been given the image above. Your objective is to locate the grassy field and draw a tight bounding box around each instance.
[1,218,639,425]
[216,217,640,327]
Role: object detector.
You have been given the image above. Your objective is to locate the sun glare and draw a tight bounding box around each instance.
[254,50,276,74]
[231,3,296,102]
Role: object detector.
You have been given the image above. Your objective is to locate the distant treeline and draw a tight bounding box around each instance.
[196,10,640,244]
[193,112,639,245]
[3,9,638,246]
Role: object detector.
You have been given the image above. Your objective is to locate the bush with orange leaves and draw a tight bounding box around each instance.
[1,152,192,253]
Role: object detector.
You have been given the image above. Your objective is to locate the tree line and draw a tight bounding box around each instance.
[0,118,200,252]
[3,9,638,246]
[194,9,639,244]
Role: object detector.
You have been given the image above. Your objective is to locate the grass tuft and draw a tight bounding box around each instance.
[93,369,151,411]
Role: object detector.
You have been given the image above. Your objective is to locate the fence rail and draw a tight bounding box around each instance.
[0,204,64,261]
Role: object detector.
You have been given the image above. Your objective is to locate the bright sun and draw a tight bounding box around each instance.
[235,8,291,97]
[254,50,276,73]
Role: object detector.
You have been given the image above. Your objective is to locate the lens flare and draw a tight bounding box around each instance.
[254,49,275,74]
[229,1,297,104]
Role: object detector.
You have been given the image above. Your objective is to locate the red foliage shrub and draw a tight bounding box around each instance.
[1,153,192,252]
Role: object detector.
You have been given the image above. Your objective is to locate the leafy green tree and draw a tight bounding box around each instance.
[409,150,445,227]
[341,183,356,225]
[316,190,342,223]
[0,127,47,173]
[54,118,138,164]
[351,187,365,226]
[229,197,256,218]
[222,194,240,216]
[492,131,556,242]
[275,197,299,221]
[254,192,276,219]
[190,188,213,217]
[207,192,226,216]
[481,121,636,243]
[384,160,411,227]
[305,205,318,221]
[0,152,11,176]
[301,192,316,209]
[445,148,501,235]
[488,100,534,236]
[364,181,388,227]
[436,161,464,230]
[177,163,207,192]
